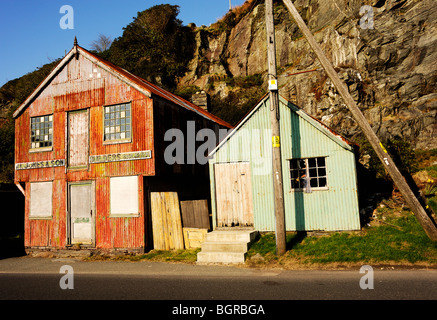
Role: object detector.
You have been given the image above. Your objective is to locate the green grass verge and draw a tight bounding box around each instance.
[246,212,437,266]
[121,248,201,263]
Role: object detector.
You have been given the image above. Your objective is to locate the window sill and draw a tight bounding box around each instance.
[29,147,53,153]
[109,214,140,218]
[103,139,132,145]
[67,166,88,171]
[290,187,329,192]
[29,216,52,220]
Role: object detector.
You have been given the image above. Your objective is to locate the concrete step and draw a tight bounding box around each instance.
[201,241,249,253]
[197,251,246,264]
[196,230,259,264]
[204,230,257,243]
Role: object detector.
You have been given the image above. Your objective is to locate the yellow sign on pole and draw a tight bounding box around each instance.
[272,136,280,148]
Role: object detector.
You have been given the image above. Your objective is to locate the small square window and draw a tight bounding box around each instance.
[289,157,327,191]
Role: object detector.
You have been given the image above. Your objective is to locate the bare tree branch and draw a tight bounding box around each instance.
[90,34,113,52]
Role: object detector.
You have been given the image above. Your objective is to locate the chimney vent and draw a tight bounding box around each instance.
[191,91,210,112]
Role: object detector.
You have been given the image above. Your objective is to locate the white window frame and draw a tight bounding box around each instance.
[29,181,53,219]
[109,176,139,217]
[103,102,132,145]
[289,157,328,193]
[30,114,53,152]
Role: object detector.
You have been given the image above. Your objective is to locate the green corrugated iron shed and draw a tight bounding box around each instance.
[208,94,361,232]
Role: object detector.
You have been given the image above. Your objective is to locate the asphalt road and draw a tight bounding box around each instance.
[0,256,435,317]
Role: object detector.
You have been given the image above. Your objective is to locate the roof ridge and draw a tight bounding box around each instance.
[78,46,232,128]
[14,43,232,128]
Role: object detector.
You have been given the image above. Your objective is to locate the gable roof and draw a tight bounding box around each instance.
[209,94,356,157]
[13,43,232,128]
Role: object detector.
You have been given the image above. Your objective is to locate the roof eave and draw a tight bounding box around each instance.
[208,94,354,158]
[13,49,76,119]
[208,95,269,157]
[13,44,232,129]
[77,47,152,99]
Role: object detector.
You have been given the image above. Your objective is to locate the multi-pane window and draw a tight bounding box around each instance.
[104,103,132,141]
[290,157,327,191]
[31,115,53,149]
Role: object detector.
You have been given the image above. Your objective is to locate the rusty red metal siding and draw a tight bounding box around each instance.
[95,176,145,249]
[88,98,155,179]
[15,45,229,251]
[24,179,67,248]
[16,52,155,250]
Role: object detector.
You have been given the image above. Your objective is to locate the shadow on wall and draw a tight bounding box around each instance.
[290,107,304,231]
[0,184,25,259]
[355,160,393,227]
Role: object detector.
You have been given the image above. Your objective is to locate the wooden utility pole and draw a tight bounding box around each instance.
[265,0,287,255]
[281,0,437,241]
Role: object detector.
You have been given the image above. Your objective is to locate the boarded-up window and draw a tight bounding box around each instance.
[110,176,139,216]
[68,110,89,168]
[30,181,53,219]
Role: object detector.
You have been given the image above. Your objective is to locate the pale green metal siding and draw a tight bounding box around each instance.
[209,96,361,231]
[209,98,274,230]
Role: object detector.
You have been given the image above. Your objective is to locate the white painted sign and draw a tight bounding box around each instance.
[16,159,65,170]
[89,150,152,164]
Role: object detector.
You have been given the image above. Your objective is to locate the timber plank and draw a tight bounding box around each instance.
[151,192,184,250]
[180,200,210,229]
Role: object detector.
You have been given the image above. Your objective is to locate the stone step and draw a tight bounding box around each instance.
[204,230,257,243]
[201,241,249,253]
[196,251,246,264]
[196,230,259,264]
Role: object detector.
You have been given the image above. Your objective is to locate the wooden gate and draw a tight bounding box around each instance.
[214,162,254,227]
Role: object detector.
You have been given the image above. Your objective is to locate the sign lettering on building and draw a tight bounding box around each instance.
[15,159,66,170]
[89,150,152,164]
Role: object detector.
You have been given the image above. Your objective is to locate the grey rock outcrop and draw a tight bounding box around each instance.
[179,0,436,149]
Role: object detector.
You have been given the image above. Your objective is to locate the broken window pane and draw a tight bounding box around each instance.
[104,102,132,142]
[30,115,53,149]
[289,157,327,190]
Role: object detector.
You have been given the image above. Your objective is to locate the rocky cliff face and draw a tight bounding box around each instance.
[179,0,437,150]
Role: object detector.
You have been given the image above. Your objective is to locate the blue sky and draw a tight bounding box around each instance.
[0,0,246,88]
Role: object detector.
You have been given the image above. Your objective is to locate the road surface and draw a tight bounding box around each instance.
[0,256,435,317]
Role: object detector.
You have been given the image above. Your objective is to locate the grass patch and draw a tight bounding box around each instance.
[117,248,201,263]
[246,213,437,266]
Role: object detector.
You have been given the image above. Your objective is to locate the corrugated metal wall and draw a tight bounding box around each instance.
[95,176,145,249]
[16,53,153,250]
[210,97,361,232]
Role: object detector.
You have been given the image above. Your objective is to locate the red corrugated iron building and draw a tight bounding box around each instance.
[13,40,231,253]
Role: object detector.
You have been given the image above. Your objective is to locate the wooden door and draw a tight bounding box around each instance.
[68,109,89,168]
[214,162,254,227]
[68,182,94,245]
